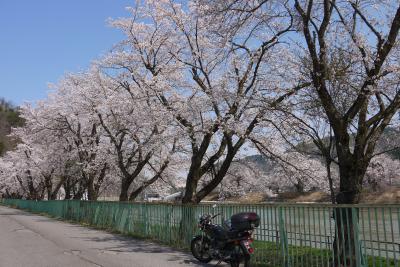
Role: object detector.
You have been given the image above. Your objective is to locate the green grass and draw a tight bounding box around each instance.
[251,240,397,267]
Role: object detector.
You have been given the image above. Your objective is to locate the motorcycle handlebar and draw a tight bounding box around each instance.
[211,213,221,219]
[199,213,222,225]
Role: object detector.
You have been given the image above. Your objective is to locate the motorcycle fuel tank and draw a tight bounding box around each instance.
[207,224,228,240]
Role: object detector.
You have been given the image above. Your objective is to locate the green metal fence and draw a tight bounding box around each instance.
[1,199,399,267]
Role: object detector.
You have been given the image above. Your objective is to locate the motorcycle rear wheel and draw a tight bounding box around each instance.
[190,235,212,263]
[230,258,250,267]
[230,246,250,267]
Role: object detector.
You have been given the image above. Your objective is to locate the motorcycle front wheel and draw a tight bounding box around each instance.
[190,235,212,263]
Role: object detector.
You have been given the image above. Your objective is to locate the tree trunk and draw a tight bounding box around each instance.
[87,178,98,201]
[326,160,335,204]
[49,192,58,200]
[45,176,52,200]
[178,205,197,246]
[64,179,72,200]
[332,158,367,267]
[92,164,108,201]
[194,151,236,203]
[64,187,71,200]
[182,156,202,203]
[73,191,84,200]
[182,178,198,203]
[49,177,66,200]
[332,192,363,267]
[294,179,305,193]
[119,179,129,201]
[332,203,360,267]
[129,186,144,201]
[73,180,86,200]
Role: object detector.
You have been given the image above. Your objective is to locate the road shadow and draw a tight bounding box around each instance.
[76,233,222,266]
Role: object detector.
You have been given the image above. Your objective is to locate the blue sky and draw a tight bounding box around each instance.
[0,0,133,105]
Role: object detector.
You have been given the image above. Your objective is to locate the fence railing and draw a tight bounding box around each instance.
[1,199,399,267]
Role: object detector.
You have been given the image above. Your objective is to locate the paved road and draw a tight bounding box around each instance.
[0,205,223,267]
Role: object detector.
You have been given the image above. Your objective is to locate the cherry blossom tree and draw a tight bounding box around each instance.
[15,75,112,201]
[0,101,80,200]
[1,64,181,202]
[109,0,307,203]
[365,154,400,190]
[0,152,25,199]
[291,1,400,264]
[197,0,400,199]
[81,66,179,201]
[1,144,47,200]
[293,0,400,204]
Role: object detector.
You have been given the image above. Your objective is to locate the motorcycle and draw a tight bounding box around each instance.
[190,209,260,267]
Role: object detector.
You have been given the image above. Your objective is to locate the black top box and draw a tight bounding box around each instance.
[230,212,260,231]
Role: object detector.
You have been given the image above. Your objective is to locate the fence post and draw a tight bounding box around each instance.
[141,203,148,237]
[279,206,290,267]
[352,207,365,267]
[276,230,280,245]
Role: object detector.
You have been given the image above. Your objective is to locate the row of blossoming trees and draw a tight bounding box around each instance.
[0,0,399,204]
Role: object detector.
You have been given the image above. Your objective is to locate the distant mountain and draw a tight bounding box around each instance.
[237,154,275,172]
[0,99,24,155]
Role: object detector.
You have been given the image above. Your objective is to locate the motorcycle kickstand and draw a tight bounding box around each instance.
[214,260,223,266]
